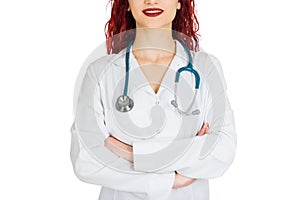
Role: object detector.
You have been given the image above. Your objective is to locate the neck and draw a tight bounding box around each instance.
[132,28,176,62]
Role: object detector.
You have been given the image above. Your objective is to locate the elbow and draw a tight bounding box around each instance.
[216,124,237,176]
[71,152,106,186]
[70,129,106,185]
[70,127,90,183]
[205,130,236,178]
[70,147,92,184]
[201,150,235,179]
[72,159,87,183]
[222,137,236,168]
[211,137,236,178]
[72,159,94,184]
[216,147,236,177]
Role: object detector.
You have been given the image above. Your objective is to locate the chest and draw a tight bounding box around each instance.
[138,64,167,93]
[136,55,174,94]
[100,67,206,145]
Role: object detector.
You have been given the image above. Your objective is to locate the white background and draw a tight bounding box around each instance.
[0,0,299,199]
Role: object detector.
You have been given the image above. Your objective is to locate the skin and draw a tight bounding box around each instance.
[105,0,208,190]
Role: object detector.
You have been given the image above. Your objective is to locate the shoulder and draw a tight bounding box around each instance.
[87,48,126,76]
[89,53,121,70]
[192,50,227,89]
[192,49,223,72]
[192,49,222,68]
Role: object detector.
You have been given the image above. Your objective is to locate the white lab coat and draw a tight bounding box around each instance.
[70,39,237,200]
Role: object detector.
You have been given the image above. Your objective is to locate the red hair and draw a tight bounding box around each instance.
[104,0,201,54]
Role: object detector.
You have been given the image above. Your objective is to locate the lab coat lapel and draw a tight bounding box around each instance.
[108,39,191,96]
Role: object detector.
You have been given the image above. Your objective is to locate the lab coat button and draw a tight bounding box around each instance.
[155,100,160,105]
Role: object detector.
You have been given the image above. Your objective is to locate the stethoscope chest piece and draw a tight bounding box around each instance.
[115,95,134,112]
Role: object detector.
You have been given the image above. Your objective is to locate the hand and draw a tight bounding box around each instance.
[172,171,196,189]
[104,136,134,162]
[197,122,209,136]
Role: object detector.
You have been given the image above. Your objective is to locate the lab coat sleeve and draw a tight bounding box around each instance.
[132,54,237,179]
[70,61,175,199]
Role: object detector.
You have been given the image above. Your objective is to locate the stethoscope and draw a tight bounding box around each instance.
[115,39,201,115]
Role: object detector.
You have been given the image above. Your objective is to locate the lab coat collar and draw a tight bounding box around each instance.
[107,39,191,96]
[109,39,190,71]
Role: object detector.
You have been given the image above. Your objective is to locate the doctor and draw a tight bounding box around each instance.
[70,0,237,200]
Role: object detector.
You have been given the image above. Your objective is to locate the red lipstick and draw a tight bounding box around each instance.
[142,8,164,17]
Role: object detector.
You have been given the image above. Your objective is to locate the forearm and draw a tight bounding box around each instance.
[104,123,209,164]
[104,136,134,162]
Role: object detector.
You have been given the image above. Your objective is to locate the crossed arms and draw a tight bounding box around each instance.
[104,123,210,189]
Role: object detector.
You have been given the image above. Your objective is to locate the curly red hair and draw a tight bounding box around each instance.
[104,0,201,54]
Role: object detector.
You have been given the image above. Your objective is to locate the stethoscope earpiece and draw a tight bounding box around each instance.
[192,109,200,115]
[170,100,178,108]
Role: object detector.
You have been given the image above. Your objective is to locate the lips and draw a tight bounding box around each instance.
[142,8,164,17]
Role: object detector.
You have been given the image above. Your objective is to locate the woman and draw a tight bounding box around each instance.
[70,0,236,199]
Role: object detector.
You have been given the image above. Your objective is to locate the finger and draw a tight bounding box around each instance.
[197,128,206,136]
[203,123,209,129]
[197,123,210,136]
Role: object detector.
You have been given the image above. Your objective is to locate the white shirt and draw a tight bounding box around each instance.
[70,39,237,200]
